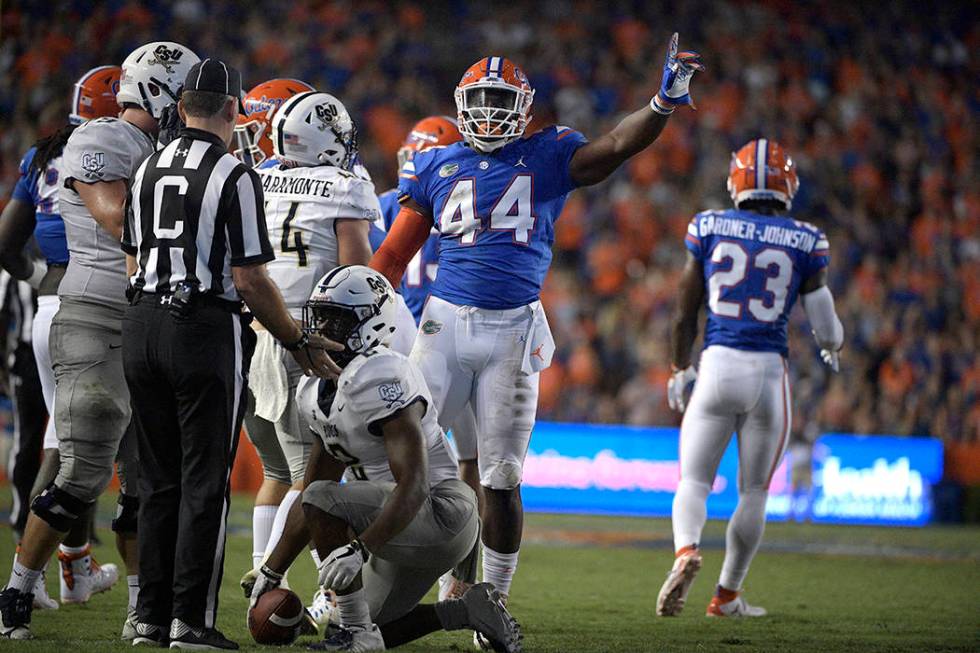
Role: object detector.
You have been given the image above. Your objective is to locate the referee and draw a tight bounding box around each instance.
[120,58,340,649]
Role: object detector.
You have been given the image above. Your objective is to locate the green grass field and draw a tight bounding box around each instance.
[1,496,978,652]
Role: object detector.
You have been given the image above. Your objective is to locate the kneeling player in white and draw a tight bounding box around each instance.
[240,90,378,603]
[249,266,521,653]
[657,139,844,618]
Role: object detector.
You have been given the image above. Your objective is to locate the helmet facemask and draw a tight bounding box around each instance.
[233,119,267,167]
[302,296,389,369]
[318,120,359,171]
[455,83,533,152]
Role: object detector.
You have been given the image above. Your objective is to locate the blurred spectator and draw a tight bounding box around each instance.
[1,0,975,442]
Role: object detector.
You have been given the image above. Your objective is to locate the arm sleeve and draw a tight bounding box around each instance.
[62,121,140,184]
[801,285,844,352]
[369,206,433,287]
[806,228,830,279]
[396,157,432,215]
[684,215,703,259]
[223,166,275,266]
[344,353,427,432]
[552,126,589,194]
[12,149,37,204]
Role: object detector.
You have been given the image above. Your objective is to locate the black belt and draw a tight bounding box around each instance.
[133,290,244,314]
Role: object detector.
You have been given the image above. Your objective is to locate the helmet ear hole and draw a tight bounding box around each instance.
[147,82,161,97]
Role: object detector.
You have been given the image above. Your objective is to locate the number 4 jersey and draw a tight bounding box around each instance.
[686,208,829,357]
[296,346,460,485]
[398,125,588,310]
[256,160,382,317]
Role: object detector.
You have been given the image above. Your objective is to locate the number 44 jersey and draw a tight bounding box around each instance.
[256,160,382,317]
[296,346,460,486]
[398,125,588,310]
[686,208,830,357]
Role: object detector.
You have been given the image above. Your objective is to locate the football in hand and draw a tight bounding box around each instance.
[248,587,305,645]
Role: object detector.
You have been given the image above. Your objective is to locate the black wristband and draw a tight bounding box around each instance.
[259,564,283,581]
[282,332,309,351]
[351,537,370,562]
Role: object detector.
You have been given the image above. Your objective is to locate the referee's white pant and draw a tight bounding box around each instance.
[122,295,255,630]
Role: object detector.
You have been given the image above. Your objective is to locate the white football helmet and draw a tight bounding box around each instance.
[304,265,398,366]
[271,91,358,169]
[117,41,200,120]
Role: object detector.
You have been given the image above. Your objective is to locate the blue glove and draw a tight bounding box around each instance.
[653,33,705,112]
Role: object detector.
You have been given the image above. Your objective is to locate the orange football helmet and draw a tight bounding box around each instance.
[727,138,800,209]
[397,115,461,169]
[69,65,122,124]
[454,57,534,152]
[234,78,315,167]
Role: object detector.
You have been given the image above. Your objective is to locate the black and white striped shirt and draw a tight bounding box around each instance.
[122,127,273,302]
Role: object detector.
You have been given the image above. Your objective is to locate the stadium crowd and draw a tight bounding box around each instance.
[0,0,976,444]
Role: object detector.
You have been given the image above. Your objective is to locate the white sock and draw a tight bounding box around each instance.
[718,490,768,591]
[127,575,139,611]
[252,505,278,569]
[8,560,41,593]
[265,490,301,558]
[482,546,519,597]
[671,479,711,551]
[335,588,371,628]
[59,543,89,556]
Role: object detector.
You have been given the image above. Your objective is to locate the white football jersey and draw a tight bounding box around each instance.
[256,162,381,318]
[296,346,459,486]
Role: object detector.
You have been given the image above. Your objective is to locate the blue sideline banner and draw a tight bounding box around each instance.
[518,423,944,527]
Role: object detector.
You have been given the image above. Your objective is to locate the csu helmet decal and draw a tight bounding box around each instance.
[147,44,185,73]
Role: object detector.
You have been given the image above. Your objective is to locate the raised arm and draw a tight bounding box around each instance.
[369,200,433,288]
[569,33,703,187]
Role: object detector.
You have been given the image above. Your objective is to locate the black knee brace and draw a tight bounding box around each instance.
[111,494,139,534]
[30,483,92,533]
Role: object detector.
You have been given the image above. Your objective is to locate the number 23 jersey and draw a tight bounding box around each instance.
[256,161,381,317]
[296,346,460,486]
[686,208,830,357]
[398,125,588,310]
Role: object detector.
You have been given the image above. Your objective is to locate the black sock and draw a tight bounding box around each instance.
[378,604,444,648]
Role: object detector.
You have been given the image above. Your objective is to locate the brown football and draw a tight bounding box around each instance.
[248,587,305,645]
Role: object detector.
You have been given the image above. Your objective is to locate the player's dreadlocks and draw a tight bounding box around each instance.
[31,124,78,175]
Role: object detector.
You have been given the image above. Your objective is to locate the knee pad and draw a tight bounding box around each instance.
[480,460,523,490]
[112,493,139,534]
[30,483,93,533]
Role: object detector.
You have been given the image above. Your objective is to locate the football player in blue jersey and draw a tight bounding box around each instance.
[369,116,485,602]
[656,139,844,618]
[0,66,123,613]
[371,33,704,615]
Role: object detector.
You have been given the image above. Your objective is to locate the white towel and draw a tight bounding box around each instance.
[250,330,290,422]
[521,303,555,375]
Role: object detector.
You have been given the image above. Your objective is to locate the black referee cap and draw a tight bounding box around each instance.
[184,58,246,114]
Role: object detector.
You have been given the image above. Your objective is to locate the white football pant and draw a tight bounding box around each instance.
[672,345,791,591]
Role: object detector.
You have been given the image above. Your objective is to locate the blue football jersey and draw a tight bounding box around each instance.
[12,147,69,265]
[398,125,588,310]
[685,208,830,357]
[370,188,440,324]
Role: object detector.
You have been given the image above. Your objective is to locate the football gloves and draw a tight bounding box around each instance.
[317,539,369,591]
[653,33,705,113]
[248,565,282,608]
[667,364,698,412]
[820,347,840,373]
[156,101,185,150]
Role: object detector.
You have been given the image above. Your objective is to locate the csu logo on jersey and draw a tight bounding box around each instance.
[378,381,405,408]
[314,103,339,130]
[147,45,185,73]
[80,152,105,179]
